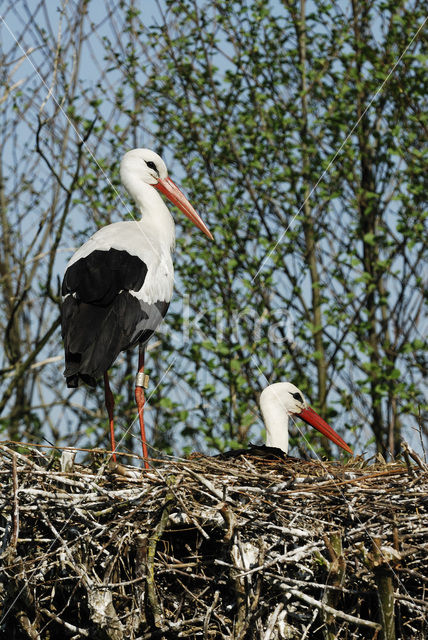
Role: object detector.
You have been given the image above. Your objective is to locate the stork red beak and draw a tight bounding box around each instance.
[155,177,213,240]
[299,407,353,454]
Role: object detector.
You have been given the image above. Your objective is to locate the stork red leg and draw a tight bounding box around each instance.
[135,347,149,469]
[103,372,116,462]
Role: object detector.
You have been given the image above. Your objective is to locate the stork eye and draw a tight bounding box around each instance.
[291,392,304,402]
[145,160,158,173]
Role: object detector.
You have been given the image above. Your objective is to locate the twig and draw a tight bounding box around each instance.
[203,589,219,638]
[11,454,19,549]
[285,587,382,631]
[39,609,89,637]
[262,602,284,640]
[402,441,428,471]
[146,481,176,627]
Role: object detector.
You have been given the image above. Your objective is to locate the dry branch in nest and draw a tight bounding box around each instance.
[0,441,427,639]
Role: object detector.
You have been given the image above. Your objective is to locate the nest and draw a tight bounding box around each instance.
[0,442,427,640]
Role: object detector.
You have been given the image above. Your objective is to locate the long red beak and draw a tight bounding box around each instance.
[299,407,353,454]
[155,177,213,240]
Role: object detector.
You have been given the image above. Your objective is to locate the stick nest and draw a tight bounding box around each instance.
[0,442,427,640]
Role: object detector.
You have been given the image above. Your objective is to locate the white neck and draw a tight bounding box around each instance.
[259,387,290,453]
[123,173,175,252]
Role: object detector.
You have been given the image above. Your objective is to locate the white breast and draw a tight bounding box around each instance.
[67,219,175,305]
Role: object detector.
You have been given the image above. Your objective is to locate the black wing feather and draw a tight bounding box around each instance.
[61,248,167,388]
[62,248,147,306]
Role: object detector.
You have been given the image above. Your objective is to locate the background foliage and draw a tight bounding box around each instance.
[0,0,426,460]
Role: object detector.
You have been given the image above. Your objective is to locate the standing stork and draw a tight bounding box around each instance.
[259,382,352,455]
[61,149,212,467]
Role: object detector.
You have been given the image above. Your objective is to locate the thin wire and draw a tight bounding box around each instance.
[0,12,161,257]
[251,15,428,282]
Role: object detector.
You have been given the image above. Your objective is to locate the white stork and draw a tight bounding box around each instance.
[61,148,212,467]
[260,382,352,454]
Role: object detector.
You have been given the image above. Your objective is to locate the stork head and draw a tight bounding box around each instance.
[260,382,353,455]
[120,148,168,185]
[120,148,213,239]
